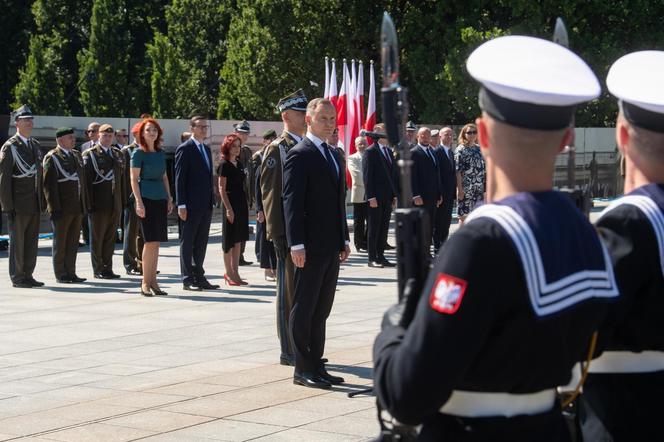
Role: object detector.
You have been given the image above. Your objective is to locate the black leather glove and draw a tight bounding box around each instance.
[381,278,421,330]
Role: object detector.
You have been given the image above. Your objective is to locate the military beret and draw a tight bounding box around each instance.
[607,50,664,133]
[55,127,74,138]
[262,129,277,139]
[276,89,308,113]
[233,120,251,133]
[12,104,33,121]
[99,123,114,133]
[467,35,600,130]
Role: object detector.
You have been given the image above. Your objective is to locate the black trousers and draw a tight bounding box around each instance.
[367,200,391,262]
[179,208,212,281]
[8,213,40,282]
[51,214,82,279]
[274,236,295,358]
[579,370,664,442]
[433,197,454,252]
[290,252,340,372]
[353,202,367,250]
[257,221,276,270]
[255,219,262,261]
[421,407,570,442]
[421,200,436,253]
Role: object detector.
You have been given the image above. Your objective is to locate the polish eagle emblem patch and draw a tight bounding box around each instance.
[429,273,468,314]
[266,157,276,169]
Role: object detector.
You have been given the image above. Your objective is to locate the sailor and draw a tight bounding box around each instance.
[373,36,620,441]
[579,50,664,442]
[0,105,45,288]
[43,127,87,283]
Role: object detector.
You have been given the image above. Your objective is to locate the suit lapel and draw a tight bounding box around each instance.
[306,138,338,189]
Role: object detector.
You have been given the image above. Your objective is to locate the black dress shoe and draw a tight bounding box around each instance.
[280,354,295,366]
[293,371,331,389]
[0,241,7,251]
[368,261,384,268]
[78,242,86,248]
[183,281,202,291]
[140,287,153,297]
[94,272,110,279]
[56,276,73,283]
[197,279,220,290]
[126,268,142,276]
[385,243,396,250]
[380,258,396,268]
[239,257,253,266]
[318,365,345,385]
[12,280,33,288]
[26,277,44,287]
[104,272,121,279]
[70,275,87,283]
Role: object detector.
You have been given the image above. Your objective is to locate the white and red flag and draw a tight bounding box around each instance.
[329,59,338,107]
[324,57,330,99]
[364,60,377,144]
[336,59,348,149]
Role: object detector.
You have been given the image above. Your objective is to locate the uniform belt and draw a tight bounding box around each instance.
[589,351,664,373]
[439,389,556,418]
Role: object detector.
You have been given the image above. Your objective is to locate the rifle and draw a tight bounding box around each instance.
[370,13,430,442]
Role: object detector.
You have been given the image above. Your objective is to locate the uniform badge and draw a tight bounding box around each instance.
[429,273,468,314]
[266,157,276,169]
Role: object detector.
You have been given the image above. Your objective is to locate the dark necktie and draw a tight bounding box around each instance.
[198,143,210,169]
[382,146,392,166]
[425,147,436,166]
[322,143,338,179]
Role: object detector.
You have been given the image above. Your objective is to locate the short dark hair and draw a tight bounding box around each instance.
[190,115,207,128]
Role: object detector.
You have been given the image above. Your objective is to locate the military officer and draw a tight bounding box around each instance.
[405,120,417,146]
[261,89,307,366]
[233,120,253,266]
[252,129,277,267]
[43,127,87,283]
[0,105,45,288]
[373,36,621,440]
[121,122,144,275]
[578,51,664,442]
[83,123,126,279]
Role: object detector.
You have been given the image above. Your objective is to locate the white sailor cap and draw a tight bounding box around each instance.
[607,50,664,133]
[467,35,600,130]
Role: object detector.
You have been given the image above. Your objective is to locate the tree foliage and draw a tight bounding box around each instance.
[0,0,33,114]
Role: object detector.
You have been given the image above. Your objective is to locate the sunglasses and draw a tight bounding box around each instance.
[100,129,114,134]
[466,130,477,135]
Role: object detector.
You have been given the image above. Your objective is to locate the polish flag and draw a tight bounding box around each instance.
[364,60,377,144]
[336,59,348,148]
[329,59,338,108]
[356,61,365,137]
[347,60,358,157]
[324,57,330,99]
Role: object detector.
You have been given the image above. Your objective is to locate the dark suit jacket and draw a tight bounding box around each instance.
[410,144,441,204]
[363,143,398,204]
[175,138,214,211]
[434,145,457,201]
[283,137,349,256]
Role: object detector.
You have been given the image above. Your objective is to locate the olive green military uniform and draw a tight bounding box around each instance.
[121,143,143,274]
[43,146,87,280]
[83,143,126,275]
[0,134,44,284]
[260,131,300,361]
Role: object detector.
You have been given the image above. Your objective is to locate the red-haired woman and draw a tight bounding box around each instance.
[130,118,174,296]
[217,134,249,285]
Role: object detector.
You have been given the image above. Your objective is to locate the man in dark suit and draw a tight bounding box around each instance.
[411,126,442,253]
[433,126,457,252]
[363,123,398,268]
[77,121,100,246]
[175,116,220,291]
[283,98,350,389]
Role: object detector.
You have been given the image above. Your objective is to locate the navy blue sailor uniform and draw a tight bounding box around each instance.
[374,191,619,441]
[579,184,664,441]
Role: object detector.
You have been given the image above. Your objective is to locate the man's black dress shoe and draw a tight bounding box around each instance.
[385,243,395,250]
[126,268,142,276]
[293,371,331,389]
[280,354,295,366]
[56,276,73,283]
[0,241,7,251]
[318,365,344,385]
[380,258,396,268]
[12,279,32,288]
[26,277,44,287]
[70,275,87,283]
[183,281,202,291]
[197,279,220,290]
[239,257,253,266]
[104,272,121,279]
[368,261,383,268]
[94,273,110,279]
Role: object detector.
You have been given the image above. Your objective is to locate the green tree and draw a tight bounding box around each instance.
[148,0,232,118]
[78,0,131,116]
[0,0,33,114]
[13,36,67,114]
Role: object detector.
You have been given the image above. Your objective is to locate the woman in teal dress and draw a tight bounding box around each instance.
[130,118,174,296]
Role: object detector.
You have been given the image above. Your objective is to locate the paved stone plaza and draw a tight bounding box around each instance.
[0,218,403,441]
